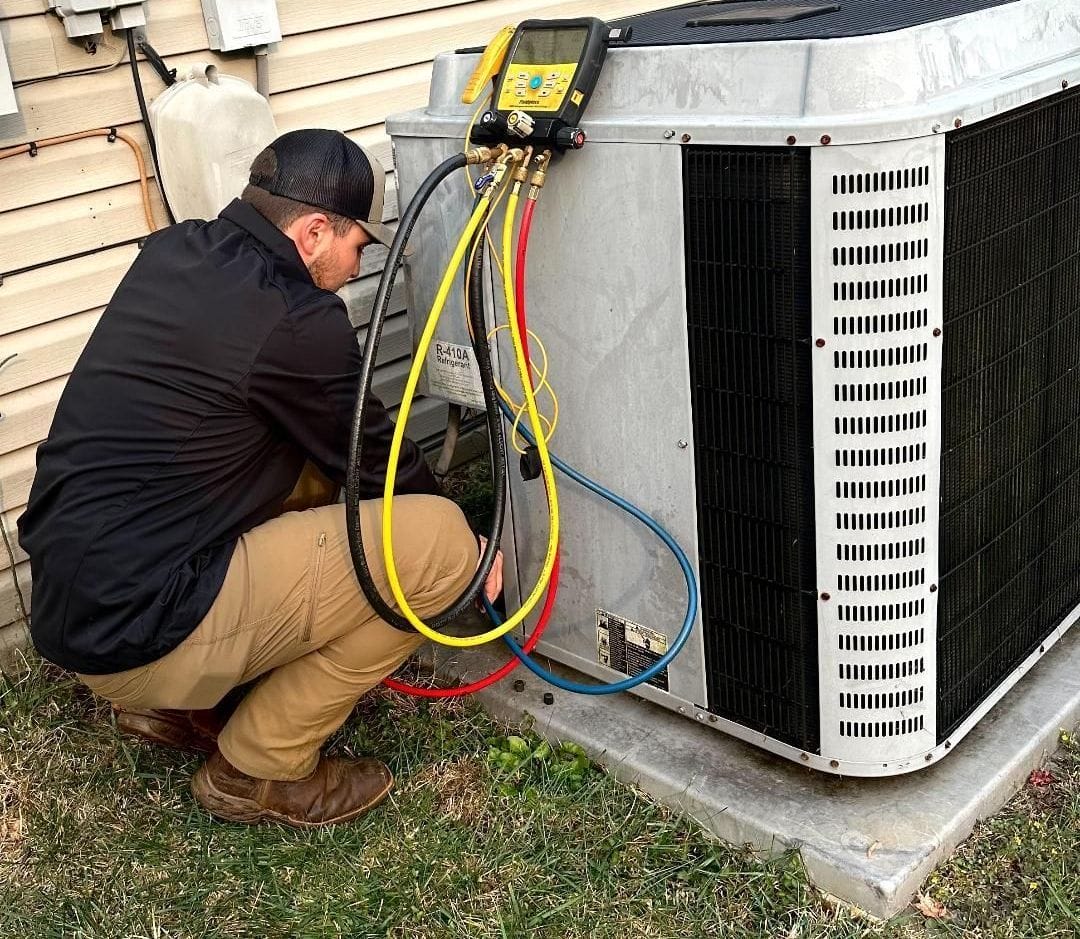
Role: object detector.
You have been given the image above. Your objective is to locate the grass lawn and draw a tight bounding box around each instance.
[0,654,1077,939]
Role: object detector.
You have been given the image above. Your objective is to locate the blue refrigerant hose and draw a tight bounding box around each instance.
[483,400,699,695]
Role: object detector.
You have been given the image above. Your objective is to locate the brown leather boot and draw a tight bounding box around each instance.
[114,707,228,753]
[190,750,394,828]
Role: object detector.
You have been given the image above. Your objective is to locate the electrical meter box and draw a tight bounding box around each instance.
[200,0,281,51]
[149,63,277,222]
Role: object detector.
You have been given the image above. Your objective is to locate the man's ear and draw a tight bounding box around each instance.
[288,213,332,262]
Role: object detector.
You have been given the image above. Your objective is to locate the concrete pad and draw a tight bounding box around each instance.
[426,624,1080,919]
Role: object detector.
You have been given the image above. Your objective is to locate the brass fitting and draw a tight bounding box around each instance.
[499,146,526,164]
[465,145,498,165]
[527,150,552,200]
[511,146,534,183]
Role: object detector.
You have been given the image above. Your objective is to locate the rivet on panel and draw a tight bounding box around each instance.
[820,591,831,602]
[925,753,933,762]
[800,752,810,762]
[954,117,963,129]
[932,327,942,338]
[1063,80,1069,89]
[815,338,826,348]
[829,759,840,768]
[929,584,938,593]
[696,713,705,721]
[663,129,676,139]
[820,134,831,145]
[708,714,718,723]
[786,135,797,146]
[681,133,692,143]
[677,439,688,449]
[944,741,951,750]
[678,706,686,714]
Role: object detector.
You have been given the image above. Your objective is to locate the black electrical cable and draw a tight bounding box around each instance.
[126,29,176,225]
[346,153,507,633]
[136,39,177,87]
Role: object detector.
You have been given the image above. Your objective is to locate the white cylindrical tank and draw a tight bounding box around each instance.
[149,63,277,222]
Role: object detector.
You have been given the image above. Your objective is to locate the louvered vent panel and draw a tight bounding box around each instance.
[811,140,943,763]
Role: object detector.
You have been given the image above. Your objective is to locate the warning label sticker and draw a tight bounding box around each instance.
[426,340,485,409]
[596,609,670,692]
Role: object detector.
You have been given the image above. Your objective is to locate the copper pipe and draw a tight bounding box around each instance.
[0,127,159,232]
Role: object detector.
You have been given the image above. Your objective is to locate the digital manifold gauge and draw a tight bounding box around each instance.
[473,18,613,150]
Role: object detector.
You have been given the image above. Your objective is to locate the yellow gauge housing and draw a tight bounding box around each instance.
[462,24,517,105]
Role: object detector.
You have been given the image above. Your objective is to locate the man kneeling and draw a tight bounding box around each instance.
[18,129,500,828]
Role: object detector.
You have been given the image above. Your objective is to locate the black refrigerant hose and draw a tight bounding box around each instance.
[346,154,508,633]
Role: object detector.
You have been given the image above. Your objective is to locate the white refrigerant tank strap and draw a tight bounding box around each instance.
[149,62,278,222]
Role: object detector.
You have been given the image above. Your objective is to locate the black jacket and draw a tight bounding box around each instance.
[18,200,438,674]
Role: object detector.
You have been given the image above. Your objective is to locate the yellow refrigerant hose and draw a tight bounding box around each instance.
[378,161,560,647]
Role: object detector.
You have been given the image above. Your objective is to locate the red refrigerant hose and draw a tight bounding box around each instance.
[382,188,558,698]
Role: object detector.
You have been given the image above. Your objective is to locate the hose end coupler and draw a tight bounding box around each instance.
[511,151,532,183]
[465,146,498,165]
[528,150,551,191]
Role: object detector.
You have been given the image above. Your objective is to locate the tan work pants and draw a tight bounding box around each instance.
[79,487,477,780]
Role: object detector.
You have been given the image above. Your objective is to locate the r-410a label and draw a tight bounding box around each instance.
[426,340,484,409]
[596,609,670,692]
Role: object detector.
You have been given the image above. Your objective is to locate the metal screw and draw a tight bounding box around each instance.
[678,706,687,714]
[820,591,831,602]
[829,759,840,769]
[925,753,933,762]
[542,692,554,705]
[696,713,705,721]
[708,714,718,723]
[800,752,810,762]
[677,439,688,449]
[820,134,831,145]
[944,741,951,750]
[815,338,826,348]
[954,117,963,129]
[929,584,938,593]
[663,129,676,139]
[680,133,692,143]
[1064,80,1070,89]
[933,327,942,338]
[513,679,525,692]
[786,135,797,146]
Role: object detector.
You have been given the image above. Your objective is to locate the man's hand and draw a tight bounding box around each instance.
[477,536,504,604]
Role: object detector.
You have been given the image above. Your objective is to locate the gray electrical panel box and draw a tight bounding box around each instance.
[201,0,281,51]
[47,0,147,39]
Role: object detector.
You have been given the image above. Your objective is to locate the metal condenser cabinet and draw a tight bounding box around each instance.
[388,0,1080,775]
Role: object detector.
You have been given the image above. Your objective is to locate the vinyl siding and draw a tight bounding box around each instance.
[0,0,669,637]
